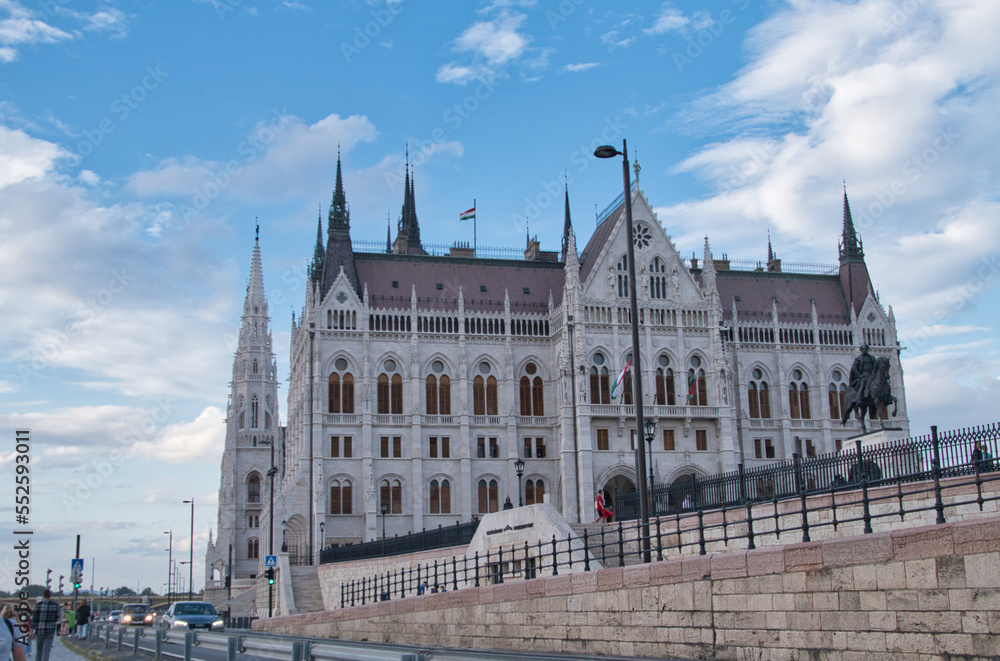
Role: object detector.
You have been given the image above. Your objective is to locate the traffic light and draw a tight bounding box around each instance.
[46,569,52,589]
[266,568,274,585]
[74,579,81,590]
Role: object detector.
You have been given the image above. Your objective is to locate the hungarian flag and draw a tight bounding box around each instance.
[460,206,476,221]
[687,370,697,402]
[611,360,631,400]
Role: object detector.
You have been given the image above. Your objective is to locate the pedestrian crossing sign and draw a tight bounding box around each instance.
[264,555,277,567]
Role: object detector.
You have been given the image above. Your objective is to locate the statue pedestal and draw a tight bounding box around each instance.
[844,429,923,481]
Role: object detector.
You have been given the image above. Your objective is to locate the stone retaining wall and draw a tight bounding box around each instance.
[260,516,1000,660]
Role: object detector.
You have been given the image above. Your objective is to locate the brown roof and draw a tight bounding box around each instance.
[578,203,624,285]
[709,270,851,324]
[355,253,565,313]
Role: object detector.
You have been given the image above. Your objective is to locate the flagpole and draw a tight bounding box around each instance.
[473,198,477,255]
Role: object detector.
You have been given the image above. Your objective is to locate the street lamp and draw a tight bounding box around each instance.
[644,419,657,513]
[595,139,652,563]
[281,519,288,553]
[514,458,525,507]
[164,531,172,606]
[260,438,277,618]
[182,498,195,601]
[318,521,325,559]
[379,502,388,557]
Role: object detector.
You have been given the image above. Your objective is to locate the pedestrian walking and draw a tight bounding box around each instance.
[2,604,28,661]
[75,600,91,640]
[30,589,60,661]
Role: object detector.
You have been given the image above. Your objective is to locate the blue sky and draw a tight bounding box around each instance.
[1,0,998,595]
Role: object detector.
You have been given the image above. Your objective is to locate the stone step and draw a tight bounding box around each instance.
[289,566,324,613]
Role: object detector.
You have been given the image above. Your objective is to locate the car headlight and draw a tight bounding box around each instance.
[213,620,224,628]
[173,620,187,627]
[145,615,153,622]
[123,615,131,623]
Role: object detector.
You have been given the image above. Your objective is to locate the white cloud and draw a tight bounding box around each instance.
[563,62,599,73]
[644,4,688,35]
[0,124,66,188]
[127,112,378,201]
[455,11,528,64]
[0,0,128,61]
[130,406,225,464]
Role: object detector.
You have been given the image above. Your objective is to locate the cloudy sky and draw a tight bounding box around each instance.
[1,0,998,595]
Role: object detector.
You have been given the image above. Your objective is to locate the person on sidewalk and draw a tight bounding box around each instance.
[30,590,60,661]
[75,600,90,640]
[2,604,28,661]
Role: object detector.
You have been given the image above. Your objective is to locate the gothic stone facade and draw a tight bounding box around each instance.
[207,163,908,581]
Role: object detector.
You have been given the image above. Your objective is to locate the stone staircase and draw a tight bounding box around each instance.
[569,522,644,567]
[289,565,325,613]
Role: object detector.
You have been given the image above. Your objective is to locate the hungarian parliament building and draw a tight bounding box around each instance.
[206,157,909,584]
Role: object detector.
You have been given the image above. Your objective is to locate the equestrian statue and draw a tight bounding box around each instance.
[841,343,897,433]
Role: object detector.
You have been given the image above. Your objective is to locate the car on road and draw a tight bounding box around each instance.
[107,610,122,624]
[120,603,154,626]
[161,602,224,631]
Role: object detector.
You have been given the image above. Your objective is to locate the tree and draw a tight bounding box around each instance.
[113,586,136,597]
[140,587,156,596]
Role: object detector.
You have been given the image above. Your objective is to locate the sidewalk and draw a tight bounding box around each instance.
[56,634,144,661]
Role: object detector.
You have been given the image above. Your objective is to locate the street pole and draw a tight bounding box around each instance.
[595,139,652,562]
[182,498,194,601]
[268,438,276,618]
[164,531,172,606]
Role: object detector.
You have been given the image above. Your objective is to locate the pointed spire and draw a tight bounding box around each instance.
[310,211,324,284]
[767,230,774,262]
[394,144,424,253]
[328,147,350,235]
[839,184,864,262]
[386,210,391,253]
[561,177,575,262]
[702,235,717,293]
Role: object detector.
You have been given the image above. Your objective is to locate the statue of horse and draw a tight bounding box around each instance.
[841,355,897,433]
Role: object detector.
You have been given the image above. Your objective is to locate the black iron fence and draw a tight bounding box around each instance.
[320,519,481,564]
[617,422,1000,519]
[338,422,1000,607]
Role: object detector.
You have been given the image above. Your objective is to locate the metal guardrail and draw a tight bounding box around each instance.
[320,519,480,564]
[340,422,1000,605]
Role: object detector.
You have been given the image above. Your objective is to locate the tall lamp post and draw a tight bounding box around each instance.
[514,458,525,507]
[594,139,652,562]
[281,519,288,553]
[182,498,194,600]
[318,521,325,560]
[644,419,657,514]
[164,531,172,606]
[260,439,277,618]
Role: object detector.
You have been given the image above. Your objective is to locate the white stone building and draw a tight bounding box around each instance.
[206,157,908,608]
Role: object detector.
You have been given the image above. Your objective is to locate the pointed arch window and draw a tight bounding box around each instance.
[426,374,451,415]
[748,369,771,418]
[531,376,544,415]
[246,473,261,503]
[686,362,707,406]
[616,255,629,297]
[425,375,438,415]
[380,479,402,514]
[525,478,545,505]
[429,479,451,514]
[622,355,634,405]
[519,377,531,415]
[391,374,403,414]
[252,359,258,374]
[589,353,610,404]
[247,537,259,559]
[377,374,389,414]
[478,478,499,513]
[655,357,676,405]
[251,395,259,428]
[473,376,485,416]
[788,370,811,419]
[650,256,668,300]
[330,479,352,515]
[238,395,245,429]
[486,376,498,415]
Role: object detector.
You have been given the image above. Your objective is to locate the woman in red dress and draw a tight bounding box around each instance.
[594,491,614,523]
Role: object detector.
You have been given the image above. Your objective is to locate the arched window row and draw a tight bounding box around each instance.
[465,316,504,335]
[584,305,613,324]
[369,314,410,332]
[511,317,548,337]
[327,309,358,330]
[819,329,853,346]
[778,327,814,345]
[417,315,459,334]
[863,327,886,347]
[738,325,775,344]
[748,381,771,419]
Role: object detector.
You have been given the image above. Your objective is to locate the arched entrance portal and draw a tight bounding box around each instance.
[668,474,695,511]
[599,475,636,515]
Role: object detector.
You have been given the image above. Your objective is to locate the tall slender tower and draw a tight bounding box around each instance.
[206,229,280,585]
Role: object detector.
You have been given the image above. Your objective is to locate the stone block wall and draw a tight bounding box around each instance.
[259,516,1000,660]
